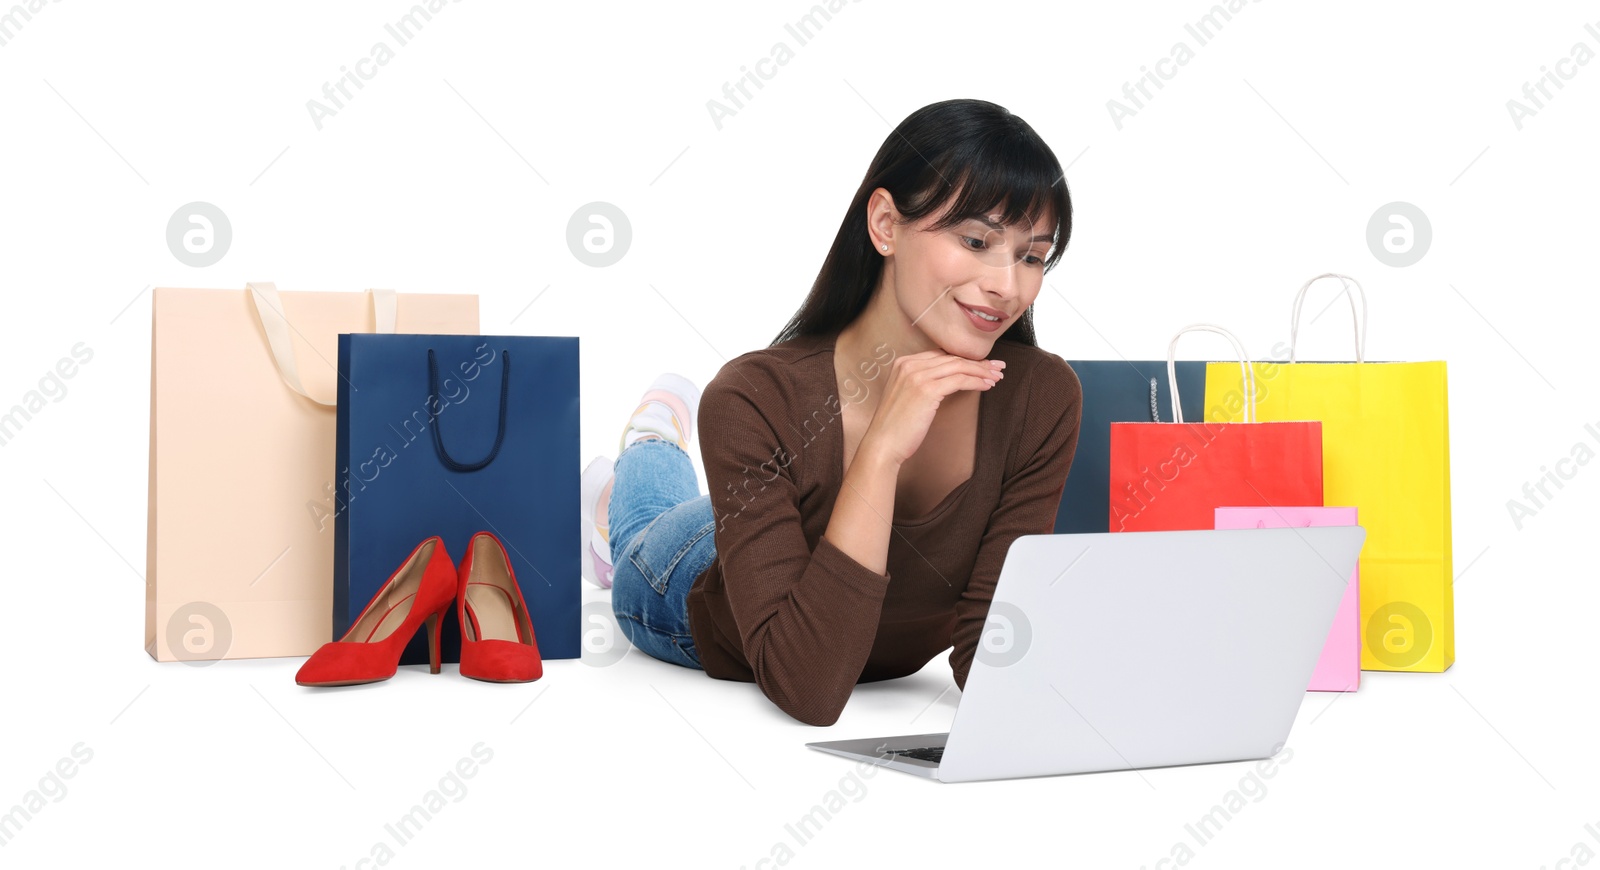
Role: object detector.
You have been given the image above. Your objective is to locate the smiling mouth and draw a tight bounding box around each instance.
[959,302,1004,322]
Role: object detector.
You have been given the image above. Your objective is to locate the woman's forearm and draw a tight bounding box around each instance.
[822,437,901,575]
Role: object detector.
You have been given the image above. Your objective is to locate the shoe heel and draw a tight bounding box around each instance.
[426,609,446,675]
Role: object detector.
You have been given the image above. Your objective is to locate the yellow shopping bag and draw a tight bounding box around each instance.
[1204,274,1452,672]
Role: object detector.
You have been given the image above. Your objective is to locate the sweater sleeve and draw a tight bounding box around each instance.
[697,358,893,727]
[949,354,1083,691]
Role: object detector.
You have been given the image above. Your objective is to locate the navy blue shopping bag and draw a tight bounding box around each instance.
[334,333,580,665]
[1055,361,1208,533]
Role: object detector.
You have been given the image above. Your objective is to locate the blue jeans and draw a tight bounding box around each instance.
[608,437,714,669]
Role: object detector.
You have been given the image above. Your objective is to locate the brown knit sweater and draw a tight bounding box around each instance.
[685,329,1083,726]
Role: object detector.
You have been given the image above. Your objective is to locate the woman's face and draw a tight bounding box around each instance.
[874,190,1055,360]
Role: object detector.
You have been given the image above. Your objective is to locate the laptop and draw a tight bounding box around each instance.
[806,526,1366,783]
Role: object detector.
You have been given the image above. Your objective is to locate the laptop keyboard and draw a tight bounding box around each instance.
[888,746,944,764]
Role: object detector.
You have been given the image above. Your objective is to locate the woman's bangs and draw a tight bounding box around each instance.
[925,147,1068,264]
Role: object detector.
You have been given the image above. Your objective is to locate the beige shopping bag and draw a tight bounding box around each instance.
[146,283,478,662]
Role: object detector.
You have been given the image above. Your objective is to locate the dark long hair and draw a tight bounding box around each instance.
[772,98,1073,348]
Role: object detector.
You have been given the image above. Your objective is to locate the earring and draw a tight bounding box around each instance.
[880,244,888,251]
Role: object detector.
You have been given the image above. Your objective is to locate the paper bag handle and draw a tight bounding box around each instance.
[1289,273,1367,363]
[1167,324,1254,424]
[427,348,511,472]
[247,281,398,406]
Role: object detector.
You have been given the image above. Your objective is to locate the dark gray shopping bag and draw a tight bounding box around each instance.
[1055,360,1208,533]
[334,333,580,665]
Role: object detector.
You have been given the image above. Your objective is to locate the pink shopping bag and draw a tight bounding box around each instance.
[1215,506,1361,692]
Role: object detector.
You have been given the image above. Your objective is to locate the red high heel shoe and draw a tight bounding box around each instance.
[457,531,543,683]
[295,536,457,687]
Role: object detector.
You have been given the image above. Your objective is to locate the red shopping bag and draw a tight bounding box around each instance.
[1109,325,1323,531]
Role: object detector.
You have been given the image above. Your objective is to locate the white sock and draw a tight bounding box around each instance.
[623,402,681,449]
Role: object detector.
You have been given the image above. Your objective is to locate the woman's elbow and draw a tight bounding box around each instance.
[753,665,848,726]
[774,693,845,727]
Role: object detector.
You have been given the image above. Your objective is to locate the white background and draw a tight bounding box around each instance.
[2,1,1597,867]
